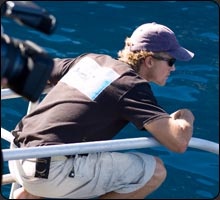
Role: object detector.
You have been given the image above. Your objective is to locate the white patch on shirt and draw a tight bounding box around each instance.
[60,57,120,100]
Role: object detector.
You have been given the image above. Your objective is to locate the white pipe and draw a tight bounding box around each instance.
[26,100,40,114]
[1,88,51,100]
[1,88,20,99]
[2,136,219,161]
[189,137,219,155]
[2,174,16,185]
[1,128,14,143]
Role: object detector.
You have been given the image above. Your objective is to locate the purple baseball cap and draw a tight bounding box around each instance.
[129,22,194,61]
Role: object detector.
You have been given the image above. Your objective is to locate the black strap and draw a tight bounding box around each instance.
[34,154,88,179]
[34,157,51,179]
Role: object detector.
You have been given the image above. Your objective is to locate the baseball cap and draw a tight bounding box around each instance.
[129,22,194,61]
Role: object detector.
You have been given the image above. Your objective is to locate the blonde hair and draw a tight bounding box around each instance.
[117,37,153,72]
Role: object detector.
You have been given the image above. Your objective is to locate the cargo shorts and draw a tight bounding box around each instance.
[9,151,156,199]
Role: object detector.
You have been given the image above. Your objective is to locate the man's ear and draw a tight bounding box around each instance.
[144,56,153,68]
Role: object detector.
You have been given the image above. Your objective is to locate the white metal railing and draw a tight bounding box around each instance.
[1,87,51,99]
[2,129,219,162]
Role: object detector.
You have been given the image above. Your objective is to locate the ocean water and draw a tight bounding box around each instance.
[1,1,219,199]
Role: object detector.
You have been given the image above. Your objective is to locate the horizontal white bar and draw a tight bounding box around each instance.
[189,137,219,155]
[1,128,14,143]
[2,174,16,185]
[1,87,51,100]
[2,137,160,161]
[1,88,20,99]
[2,136,219,161]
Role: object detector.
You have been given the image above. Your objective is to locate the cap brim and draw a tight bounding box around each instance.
[168,47,194,61]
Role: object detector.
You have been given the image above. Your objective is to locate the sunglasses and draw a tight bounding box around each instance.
[151,55,176,67]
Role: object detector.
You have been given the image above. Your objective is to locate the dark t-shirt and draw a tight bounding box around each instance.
[12,53,170,147]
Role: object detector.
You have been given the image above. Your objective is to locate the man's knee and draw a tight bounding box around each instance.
[153,157,167,184]
[13,187,44,199]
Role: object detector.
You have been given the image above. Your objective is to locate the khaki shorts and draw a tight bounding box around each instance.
[9,151,156,199]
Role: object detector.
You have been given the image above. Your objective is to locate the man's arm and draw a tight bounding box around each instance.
[144,109,194,153]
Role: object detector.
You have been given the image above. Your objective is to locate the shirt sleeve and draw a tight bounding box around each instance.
[49,54,89,85]
[48,58,76,85]
[119,82,170,129]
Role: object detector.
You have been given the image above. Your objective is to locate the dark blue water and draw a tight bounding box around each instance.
[1,1,219,199]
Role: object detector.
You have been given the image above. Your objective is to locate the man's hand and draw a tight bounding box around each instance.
[170,109,194,126]
[144,109,195,153]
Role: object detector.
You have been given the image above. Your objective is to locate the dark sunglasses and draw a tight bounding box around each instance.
[151,55,176,67]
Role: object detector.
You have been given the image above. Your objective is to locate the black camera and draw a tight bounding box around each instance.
[1,1,57,102]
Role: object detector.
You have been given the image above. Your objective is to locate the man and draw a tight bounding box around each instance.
[9,22,195,199]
